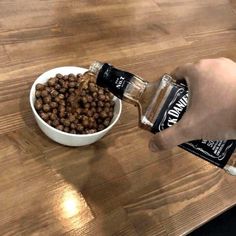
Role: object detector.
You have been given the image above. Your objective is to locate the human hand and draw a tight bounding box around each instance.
[150,58,236,151]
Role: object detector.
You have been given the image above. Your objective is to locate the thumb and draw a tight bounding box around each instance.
[149,63,196,152]
[149,120,191,152]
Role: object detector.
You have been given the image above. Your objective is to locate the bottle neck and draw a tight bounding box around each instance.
[123,75,147,105]
[89,62,147,104]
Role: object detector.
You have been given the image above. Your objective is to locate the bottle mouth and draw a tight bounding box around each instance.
[89,61,104,75]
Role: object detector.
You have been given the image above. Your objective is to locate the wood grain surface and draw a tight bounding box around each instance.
[0,0,236,235]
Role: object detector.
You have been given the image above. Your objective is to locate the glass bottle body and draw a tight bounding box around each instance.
[89,62,236,175]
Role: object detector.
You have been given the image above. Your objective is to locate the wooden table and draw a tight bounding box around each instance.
[1,0,236,235]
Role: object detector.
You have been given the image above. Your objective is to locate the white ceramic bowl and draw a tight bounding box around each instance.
[29,66,122,146]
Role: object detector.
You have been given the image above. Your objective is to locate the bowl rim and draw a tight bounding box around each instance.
[29,66,122,137]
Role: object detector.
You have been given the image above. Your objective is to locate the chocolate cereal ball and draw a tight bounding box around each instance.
[34,73,115,134]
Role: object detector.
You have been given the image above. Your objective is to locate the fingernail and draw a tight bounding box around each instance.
[149,141,159,152]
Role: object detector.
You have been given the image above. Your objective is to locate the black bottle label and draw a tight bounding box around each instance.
[97,64,133,99]
[151,81,236,168]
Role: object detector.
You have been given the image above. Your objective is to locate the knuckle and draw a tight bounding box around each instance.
[219,57,229,61]
[219,57,227,61]
[195,59,209,69]
[218,57,234,65]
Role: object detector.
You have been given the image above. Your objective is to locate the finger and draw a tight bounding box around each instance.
[171,63,195,82]
[149,121,192,152]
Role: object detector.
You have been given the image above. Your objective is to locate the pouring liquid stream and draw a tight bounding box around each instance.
[71,71,95,110]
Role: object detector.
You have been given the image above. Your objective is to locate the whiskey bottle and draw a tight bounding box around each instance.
[88,61,236,175]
